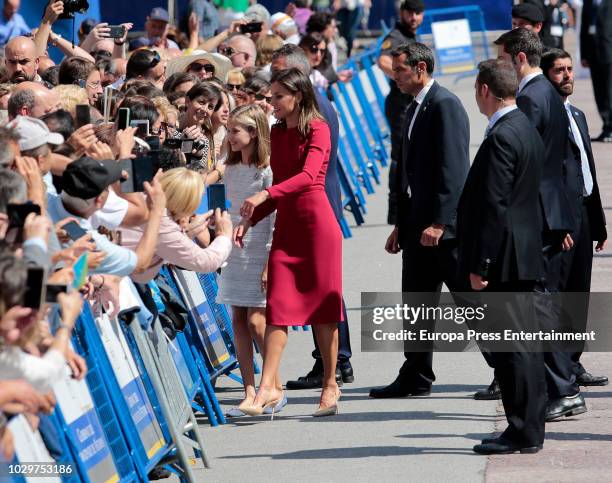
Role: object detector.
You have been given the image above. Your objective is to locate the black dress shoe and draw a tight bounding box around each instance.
[473,440,542,455]
[286,368,343,390]
[592,131,612,143]
[576,372,609,386]
[474,378,501,400]
[369,379,431,399]
[546,393,587,421]
[339,364,354,383]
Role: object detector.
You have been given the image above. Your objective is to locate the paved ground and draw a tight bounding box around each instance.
[189,36,612,483]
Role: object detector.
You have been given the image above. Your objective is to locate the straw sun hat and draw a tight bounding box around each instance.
[166,50,232,83]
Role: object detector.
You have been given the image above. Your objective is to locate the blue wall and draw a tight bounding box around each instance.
[22,1,512,44]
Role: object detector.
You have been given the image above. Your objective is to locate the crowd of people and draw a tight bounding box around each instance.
[0,0,609,469]
[0,0,368,467]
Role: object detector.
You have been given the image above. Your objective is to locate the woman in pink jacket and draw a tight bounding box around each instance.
[120,167,233,283]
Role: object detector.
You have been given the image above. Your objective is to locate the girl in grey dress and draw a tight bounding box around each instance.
[216,105,284,416]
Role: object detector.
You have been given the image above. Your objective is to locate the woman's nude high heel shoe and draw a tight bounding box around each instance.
[313,390,341,417]
[240,389,283,420]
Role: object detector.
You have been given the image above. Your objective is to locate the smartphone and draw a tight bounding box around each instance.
[121,154,161,192]
[6,203,41,244]
[75,104,90,128]
[63,221,88,241]
[130,119,150,138]
[108,25,126,39]
[207,183,227,212]
[145,135,161,151]
[117,107,130,131]
[45,284,68,303]
[23,267,46,311]
[163,138,182,149]
[240,21,263,34]
[7,203,41,228]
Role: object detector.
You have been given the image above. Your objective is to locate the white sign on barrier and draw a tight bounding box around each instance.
[431,18,476,74]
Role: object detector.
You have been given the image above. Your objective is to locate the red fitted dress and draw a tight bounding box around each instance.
[250,119,343,326]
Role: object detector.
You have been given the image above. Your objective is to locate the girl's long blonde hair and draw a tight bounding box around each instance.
[225,104,270,170]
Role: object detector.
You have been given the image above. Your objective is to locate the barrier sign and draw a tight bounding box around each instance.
[97,311,166,461]
[431,18,476,74]
[52,367,119,483]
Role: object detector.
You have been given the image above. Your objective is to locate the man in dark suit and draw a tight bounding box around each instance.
[369,42,470,399]
[270,45,354,389]
[457,58,546,455]
[473,28,576,404]
[540,49,609,413]
[580,0,612,142]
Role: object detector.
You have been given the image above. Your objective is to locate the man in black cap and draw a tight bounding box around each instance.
[524,0,566,49]
[378,0,425,225]
[46,157,166,277]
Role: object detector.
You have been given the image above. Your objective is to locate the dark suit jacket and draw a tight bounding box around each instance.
[396,81,470,247]
[457,109,544,283]
[315,89,342,226]
[565,104,607,241]
[517,74,574,234]
[580,0,612,64]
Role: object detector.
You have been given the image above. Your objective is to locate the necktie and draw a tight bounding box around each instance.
[405,100,419,140]
[566,104,594,196]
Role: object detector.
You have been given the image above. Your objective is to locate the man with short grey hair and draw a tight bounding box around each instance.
[8,82,60,119]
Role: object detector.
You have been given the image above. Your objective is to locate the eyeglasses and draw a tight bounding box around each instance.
[254,93,272,104]
[309,45,327,55]
[220,46,250,61]
[226,83,242,91]
[188,62,215,74]
[91,49,112,58]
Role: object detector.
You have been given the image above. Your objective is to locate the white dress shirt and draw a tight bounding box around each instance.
[565,100,594,196]
[408,78,435,139]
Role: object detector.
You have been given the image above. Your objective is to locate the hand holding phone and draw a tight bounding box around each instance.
[108,25,126,39]
[23,267,47,311]
[62,221,88,241]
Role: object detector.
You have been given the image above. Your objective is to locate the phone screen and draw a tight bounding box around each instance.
[131,154,161,192]
[240,21,263,34]
[63,221,88,241]
[23,267,46,310]
[108,25,126,39]
[7,203,41,228]
[130,120,150,138]
[117,108,130,131]
[207,183,227,212]
[45,284,68,303]
[75,104,90,128]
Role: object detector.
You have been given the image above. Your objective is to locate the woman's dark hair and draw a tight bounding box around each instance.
[270,67,323,137]
[123,84,165,100]
[158,147,184,171]
[306,12,334,34]
[126,49,160,79]
[299,32,326,54]
[185,82,222,110]
[40,65,60,87]
[58,57,97,86]
[120,78,152,93]
[242,76,271,97]
[163,72,198,94]
[119,95,160,127]
[167,91,186,109]
[40,109,74,140]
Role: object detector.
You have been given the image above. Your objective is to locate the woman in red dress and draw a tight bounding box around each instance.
[234,68,343,417]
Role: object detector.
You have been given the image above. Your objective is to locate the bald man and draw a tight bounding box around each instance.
[0,0,30,45]
[226,34,256,68]
[5,36,40,83]
[8,81,60,119]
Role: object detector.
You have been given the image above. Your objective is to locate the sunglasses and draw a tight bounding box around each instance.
[254,93,272,104]
[148,51,161,68]
[189,62,215,74]
[309,45,327,55]
[226,83,242,91]
[221,46,250,61]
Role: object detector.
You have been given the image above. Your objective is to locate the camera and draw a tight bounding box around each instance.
[59,0,90,20]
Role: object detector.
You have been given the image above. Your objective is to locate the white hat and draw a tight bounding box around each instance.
[8,116,64,151]
[166,50,232,83]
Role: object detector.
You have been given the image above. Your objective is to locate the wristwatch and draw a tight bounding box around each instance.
[49,32,61,46]
[114,39,125,46]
